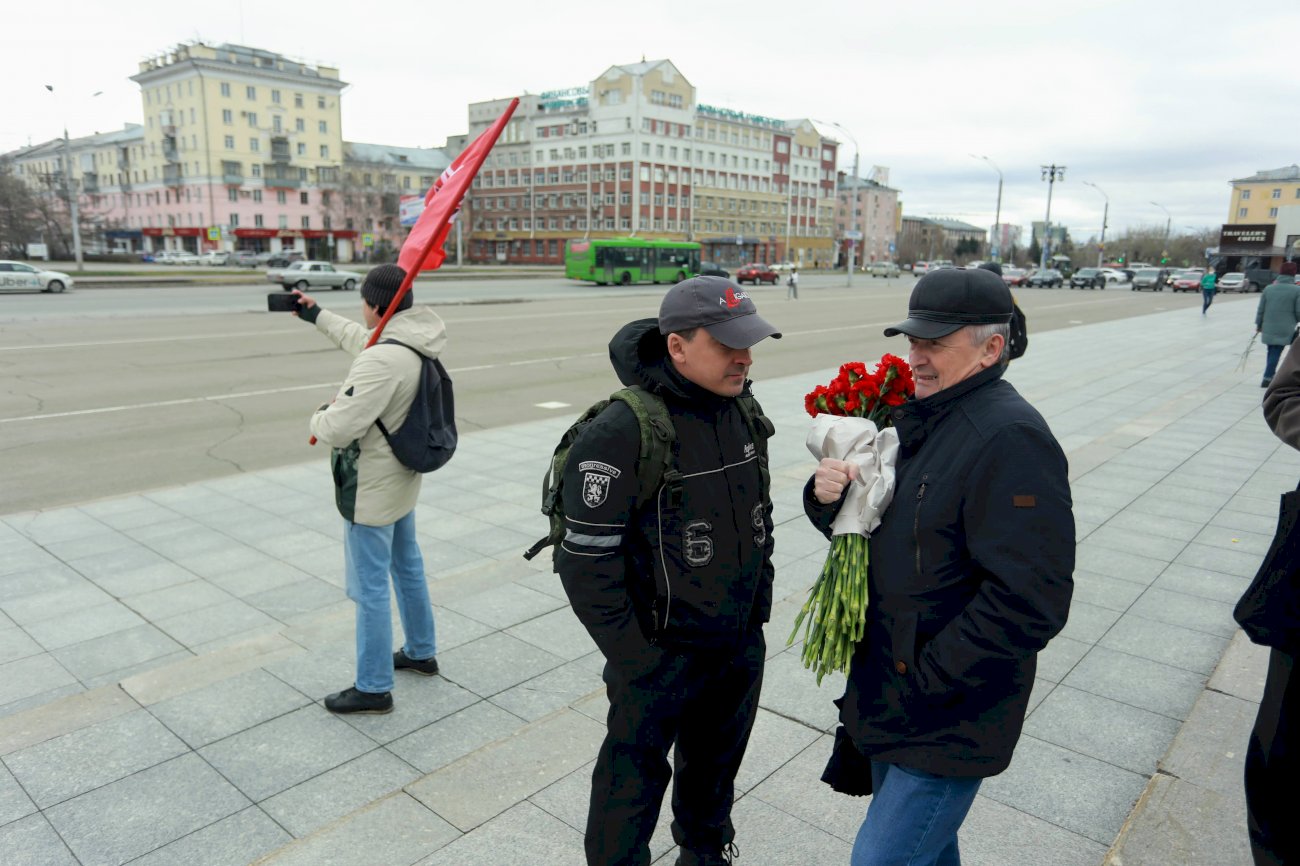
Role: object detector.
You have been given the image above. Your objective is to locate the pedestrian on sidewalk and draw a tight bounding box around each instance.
[805,268,1075,866]
[1254,262,1300,388]
[1246,348,1300,866]
[787,266,799,300]
[1201,268,1218,314]
[294,265,446,715]
[555,276,781,866]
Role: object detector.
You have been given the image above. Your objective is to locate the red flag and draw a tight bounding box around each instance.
[397,98,519,276]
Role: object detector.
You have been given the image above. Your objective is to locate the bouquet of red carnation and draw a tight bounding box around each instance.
[790,354,914,684]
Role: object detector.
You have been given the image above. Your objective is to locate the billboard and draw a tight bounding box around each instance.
[399,195,424,227]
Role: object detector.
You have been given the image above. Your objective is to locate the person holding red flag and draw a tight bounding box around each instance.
[295,267,447,713]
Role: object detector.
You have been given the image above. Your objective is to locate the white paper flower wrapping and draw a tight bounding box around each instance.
[806,414,901,537]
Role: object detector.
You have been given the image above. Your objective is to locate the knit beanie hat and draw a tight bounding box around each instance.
[361,264,412,312]
[977,261,1003,277]
[1282,262,1298,276]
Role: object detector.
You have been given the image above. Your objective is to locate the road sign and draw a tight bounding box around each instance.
[888,242,896,254]
[362,233,374,248]
[844,230,863,241]
[206,227,220,241]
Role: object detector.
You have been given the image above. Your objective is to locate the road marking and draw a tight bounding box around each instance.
[0,352,606,424]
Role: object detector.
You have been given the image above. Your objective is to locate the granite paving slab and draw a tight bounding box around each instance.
[0,813,78,866]
[960,793,1109,866]
[489,659,605,722]
[126,806,291,866]
[745,734,867,845]
[197,705,377,802]
[3,709,188,808]
[435,631,566,698]
[146,668,314,749]
[258,748,422,838]
[0,762,36,826]
[336,675,480,744]
[412,801,586,866]
[1063,645,1208,721]
[387,699,530,775]
[503,607,599,660]
[51,624,186,683]
[43,753,249,866]
[1150,563,1252,605]
[254,792,459,866]
[1097,613,1230,676]
[1021,684,1181,776]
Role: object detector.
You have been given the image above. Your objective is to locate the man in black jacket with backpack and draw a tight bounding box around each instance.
[555,276,781,866]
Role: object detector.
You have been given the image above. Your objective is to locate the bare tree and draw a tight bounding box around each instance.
[0,160,42,256]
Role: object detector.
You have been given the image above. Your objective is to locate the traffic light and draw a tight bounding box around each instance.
[1160,256,1169,264]
[1117,254,1125,264]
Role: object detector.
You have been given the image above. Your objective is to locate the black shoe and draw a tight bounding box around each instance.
[676,843,739,866]
[393,649,439,676]
[324,687,393,715]
[1262,378,1273,389]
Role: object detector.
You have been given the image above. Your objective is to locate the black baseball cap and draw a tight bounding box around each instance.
[658,276,782,349]
[884,268,1014,339]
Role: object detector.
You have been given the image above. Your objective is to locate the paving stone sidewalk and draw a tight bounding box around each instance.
[0,295,1285,866]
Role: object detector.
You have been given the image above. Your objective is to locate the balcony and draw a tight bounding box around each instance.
[82,173,99,194]
[264,175,301,189]
[222,173,244,185]
[162,166,182,187]
[270,136,292,164]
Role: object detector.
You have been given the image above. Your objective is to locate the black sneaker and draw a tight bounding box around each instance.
[324,687,393,715]
[393,649,439,676]
[675,843,738,865]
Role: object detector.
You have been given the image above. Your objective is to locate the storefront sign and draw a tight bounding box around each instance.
[1219,224,1275,249]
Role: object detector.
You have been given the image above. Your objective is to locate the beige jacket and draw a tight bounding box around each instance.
[309,305,448,525]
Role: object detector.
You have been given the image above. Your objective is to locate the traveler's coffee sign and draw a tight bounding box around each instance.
[1220,224,1275,249]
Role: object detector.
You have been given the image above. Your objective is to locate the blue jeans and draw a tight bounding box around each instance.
[850,762,982,866]
[1202,290,1215,313]
[1264,344,1286,383]
[343,511,436,693]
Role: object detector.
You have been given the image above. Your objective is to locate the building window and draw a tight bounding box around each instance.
[249,138,260,152]
[1270,207,1279,218]
[272,116,281,133]
[277,190,287,204]
[319,120,327,134]
[254,214,264,227]
[222,109,232,124]
[230,213,239,227]
[295,118,304,132]
[300,192,309,204]
[1273,189,1282,199]
[246,85,256,100]
[220,82,231,97]
[247,113,257,127]
[1241,189,1251,200]
[294,93,303,108]
[279,215,288,229]
[253,190,262,202]
[271,90,281,104]
[1239,207,1249,217]
[297,143,306,155]
[320,145,329,158]
[227,188,238,202]
[224,135,235,149]
[317,96,326,109]
[252,164,261,177]
[301,216,310,228]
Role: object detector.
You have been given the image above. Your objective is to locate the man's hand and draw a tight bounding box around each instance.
[292,289,320,324]
[813,458,858,505]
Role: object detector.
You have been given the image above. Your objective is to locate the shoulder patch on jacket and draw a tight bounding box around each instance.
[1013,495,1036,508]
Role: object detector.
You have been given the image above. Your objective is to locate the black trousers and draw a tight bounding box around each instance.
[1247,648,1298,866]
[584,629,765,866]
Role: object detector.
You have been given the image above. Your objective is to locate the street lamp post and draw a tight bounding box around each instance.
[44,85,100,272]
[1150,201,1171,261]
[1082,181,1109,267]
[1039,164,1066,271]
[970,155,1002,262]
[817,119,859,287]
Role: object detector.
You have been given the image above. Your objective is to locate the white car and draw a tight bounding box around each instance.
[267,260,361,291]
[201,251,231,266]
[864,261,900,278]
[171,251,201,265]
[0,261,74,293]
[1098,268,1127,283]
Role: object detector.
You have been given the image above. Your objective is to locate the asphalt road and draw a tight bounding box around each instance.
[0,274,1252,514]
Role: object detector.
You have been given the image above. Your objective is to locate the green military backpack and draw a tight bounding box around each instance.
[523,385,772,565]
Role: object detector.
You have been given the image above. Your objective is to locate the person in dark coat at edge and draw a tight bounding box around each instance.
[804,267,1074,866]
[556,276,781,866]
[1250,348,1300,865]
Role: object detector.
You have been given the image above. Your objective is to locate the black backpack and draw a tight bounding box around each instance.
[375,339,457,473]
[523,386,772,564]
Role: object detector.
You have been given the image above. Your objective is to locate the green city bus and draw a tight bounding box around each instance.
[565,238,701,285]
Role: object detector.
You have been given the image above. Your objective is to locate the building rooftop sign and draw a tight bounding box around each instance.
[538,87,589,112]
[695,104,785,129]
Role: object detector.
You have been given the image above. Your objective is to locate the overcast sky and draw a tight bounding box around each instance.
[4,0,1295,242]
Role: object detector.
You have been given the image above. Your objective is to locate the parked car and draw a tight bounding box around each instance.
[1099,268,1130,283]
[267,260,361,291]
[865,261,900,278]
[0,260,74,293]
[698,262,730,278]
[201,251,231,266]
[735,263,779,285]
[1069,268,1106,290]
[770,261,796,272]
[1028,268,1064,288]
[166,251,201,265]
[1170,269,1206,292]
[1131,268,1169,291]
[265,251,305,269]
[231,250,260,267]
[1217,272,1248,293]
[1001,267,1029,287]
[930,259,956,271]
[912,261,931,276]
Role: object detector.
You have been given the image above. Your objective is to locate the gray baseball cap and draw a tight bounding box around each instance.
[657,276,782,349]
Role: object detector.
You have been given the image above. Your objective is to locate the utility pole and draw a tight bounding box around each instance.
[817,119,859,287]
[1039,164,1066,271]
[971,155,1002,262]
[1083,181,1109,267]
[45,84,95,272]
[1150,201,1171,263]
